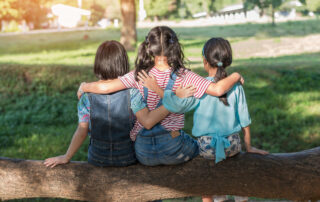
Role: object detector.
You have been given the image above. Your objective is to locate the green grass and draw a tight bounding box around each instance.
[0,19,320,201]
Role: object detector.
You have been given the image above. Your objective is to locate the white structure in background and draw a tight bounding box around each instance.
[51,4,91,28]
[139,0,147,21]
[275,0,303,19]
[210,0,302,24]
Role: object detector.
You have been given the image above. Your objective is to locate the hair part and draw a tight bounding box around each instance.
[134,26,186,80]
[94,40,129,80]
[203,37,233,106]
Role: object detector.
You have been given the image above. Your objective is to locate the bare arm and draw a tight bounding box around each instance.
[137,70,195,98]
[242,126,269,155]
[206,72,244,96]
[135,106,170,130]
[44,122,89,168]
[78,79,126,99]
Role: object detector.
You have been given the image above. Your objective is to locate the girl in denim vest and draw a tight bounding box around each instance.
[140,37,269,202]
[44,41,171,168]
[77,26,244,166]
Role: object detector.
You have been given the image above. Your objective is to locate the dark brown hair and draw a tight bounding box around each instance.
[203,37,232,106]
[94,40,129,80]
[134,26,186,80]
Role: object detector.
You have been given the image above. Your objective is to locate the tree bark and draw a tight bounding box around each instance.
[272,5,275,26]
[120,0,137,51]
[1,147,320,202]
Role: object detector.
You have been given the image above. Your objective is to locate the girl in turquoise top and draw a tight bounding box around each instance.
[138,37,268,202]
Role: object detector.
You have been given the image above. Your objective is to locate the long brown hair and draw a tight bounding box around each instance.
[134,26,186,80]
[203,37,232,106]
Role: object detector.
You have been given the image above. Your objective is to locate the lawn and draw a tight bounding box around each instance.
[0,19,320,202]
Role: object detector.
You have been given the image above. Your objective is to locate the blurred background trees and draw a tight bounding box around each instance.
[0,0,318,37]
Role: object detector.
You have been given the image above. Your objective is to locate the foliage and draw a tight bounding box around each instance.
[0,0,49,29]
[244,0,285,25]
[17,0,49,29]
[0,0,19,22]
[144,0,176,19]
[306,0,320,14]
[143,0,243,19]
[214,0,243,11]
[0,20,320,202]
[105,0,121,19]
[89,3,106,26]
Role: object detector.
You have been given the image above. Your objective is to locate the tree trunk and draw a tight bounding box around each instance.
[120,0,137,51]
[272,5,275,26]
[1,147,320,202]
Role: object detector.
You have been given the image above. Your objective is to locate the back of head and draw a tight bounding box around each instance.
[135,26,186,80]
[94,40,129,80]
[203,37,233,106]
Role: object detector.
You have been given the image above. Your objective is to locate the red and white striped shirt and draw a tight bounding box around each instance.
[119,67,211,141]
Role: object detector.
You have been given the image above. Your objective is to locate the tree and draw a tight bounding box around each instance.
[105,0,121,20]
[244,0,284,26]
[306,0,320,15]
[0,0,19,30]
[89,3,106,26]
[120,0,137,51]
[1,147,320,201]
[16,0,49,29]
[144,0,176,20]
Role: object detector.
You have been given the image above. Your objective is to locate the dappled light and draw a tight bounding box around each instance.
[1,0,320,201]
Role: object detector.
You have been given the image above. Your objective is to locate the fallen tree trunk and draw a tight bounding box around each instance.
[1,147,320,202]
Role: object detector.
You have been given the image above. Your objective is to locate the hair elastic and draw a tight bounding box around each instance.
[217,62,223,67]
[202,47,206,60]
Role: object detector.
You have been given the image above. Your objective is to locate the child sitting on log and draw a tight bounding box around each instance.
[138,37,269,202]
[44,40,171,168]
[77,26,243,166]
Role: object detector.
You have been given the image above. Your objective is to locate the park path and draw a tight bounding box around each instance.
[188,33,320,63]
[232,34,320,59]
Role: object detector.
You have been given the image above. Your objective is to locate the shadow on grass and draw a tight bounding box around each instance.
[1,52,320,202]
[0,52,319,159]
[185,55,320,153]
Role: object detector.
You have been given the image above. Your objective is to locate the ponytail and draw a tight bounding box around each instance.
[134,40,154,81]
[203,38,232,106]
[134,26,187,81]
[215,65,229,106]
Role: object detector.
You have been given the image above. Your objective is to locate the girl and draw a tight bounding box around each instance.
[44,40,171,168]
[77,26,244,166]
[139,37,268,202]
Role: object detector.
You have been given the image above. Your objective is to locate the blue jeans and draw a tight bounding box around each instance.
[134,124,199,166]
[88,138,137,167]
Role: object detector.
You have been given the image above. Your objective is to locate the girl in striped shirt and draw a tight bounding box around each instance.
[78,26,243,166]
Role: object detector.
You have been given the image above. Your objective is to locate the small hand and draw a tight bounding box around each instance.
[247,146,269,155]
[175,84,196,98]
[239,75,244,85]
[44,155,70,168]
[77,82,86,99]
[137,70,159,92]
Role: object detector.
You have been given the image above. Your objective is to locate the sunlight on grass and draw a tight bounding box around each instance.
[1,20,319,162]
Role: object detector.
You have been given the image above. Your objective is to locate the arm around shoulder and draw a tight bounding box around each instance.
[206,72,242,97]
[81,78,126,94]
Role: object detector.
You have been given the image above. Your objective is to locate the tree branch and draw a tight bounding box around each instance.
[1,147,320,202]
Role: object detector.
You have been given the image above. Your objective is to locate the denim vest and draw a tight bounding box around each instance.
[87,89,137,167]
